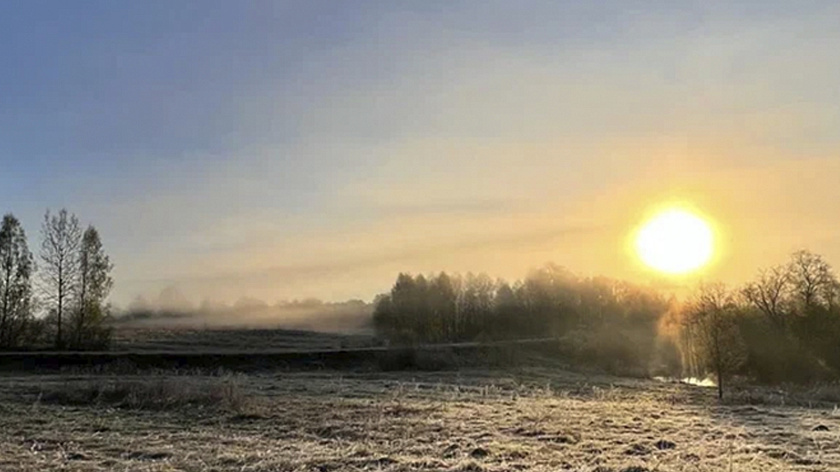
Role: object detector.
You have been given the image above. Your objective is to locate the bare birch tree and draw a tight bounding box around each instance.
[40,209,81,349]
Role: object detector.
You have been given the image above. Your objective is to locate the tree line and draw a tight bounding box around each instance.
[373,264,674,376]
[373,250,840,391]
[0,209,113,350]
[678,250,840,397]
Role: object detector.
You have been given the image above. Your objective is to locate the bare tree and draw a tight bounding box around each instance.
[683,283,746,400]
[741,265,791,329]
[0,214,35,348]
[40,209,81,349]
[71,225,114,349]
[788,250,839,311]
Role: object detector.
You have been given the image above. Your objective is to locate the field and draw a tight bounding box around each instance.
[1,328,839,472]
[109,326,378,353]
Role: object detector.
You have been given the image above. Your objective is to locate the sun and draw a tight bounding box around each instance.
[634,208,714,274]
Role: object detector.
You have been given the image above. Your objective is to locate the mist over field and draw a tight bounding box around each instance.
[117,286,373,333]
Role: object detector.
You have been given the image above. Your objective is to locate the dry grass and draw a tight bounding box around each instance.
[0,369,838,471]
[723,382,840,408]
[37,375,251,413]
[110,326,376,352]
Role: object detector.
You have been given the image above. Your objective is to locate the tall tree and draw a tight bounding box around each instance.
[429,273,456,342]
[72,225,113,349]
[40,209,81,349]
[788,250,838,311]
[683,283,747,400]
[492,280,518,339]
[741,265,792,329]
[0,214,35,348]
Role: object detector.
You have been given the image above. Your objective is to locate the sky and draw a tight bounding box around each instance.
[1,1,839,307]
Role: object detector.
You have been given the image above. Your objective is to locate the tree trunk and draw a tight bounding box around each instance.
[56,279,63,349]
[76,269,86,349]
[1,265,11,346]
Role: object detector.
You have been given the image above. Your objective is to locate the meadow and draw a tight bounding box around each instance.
[1,327,839,472]
[110,326,378,353]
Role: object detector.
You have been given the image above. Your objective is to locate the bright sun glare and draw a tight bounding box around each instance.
[635,208,714,275]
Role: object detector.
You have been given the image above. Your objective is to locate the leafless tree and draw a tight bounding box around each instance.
[787,250,839,311]
[741,265,791,329]
[40,209,81,348]
[683,283,746,400]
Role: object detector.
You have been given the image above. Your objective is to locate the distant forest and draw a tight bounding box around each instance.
[0,209,113,350]
[373,250,840,389]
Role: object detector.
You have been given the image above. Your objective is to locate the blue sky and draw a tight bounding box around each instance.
[2,1,839,306]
